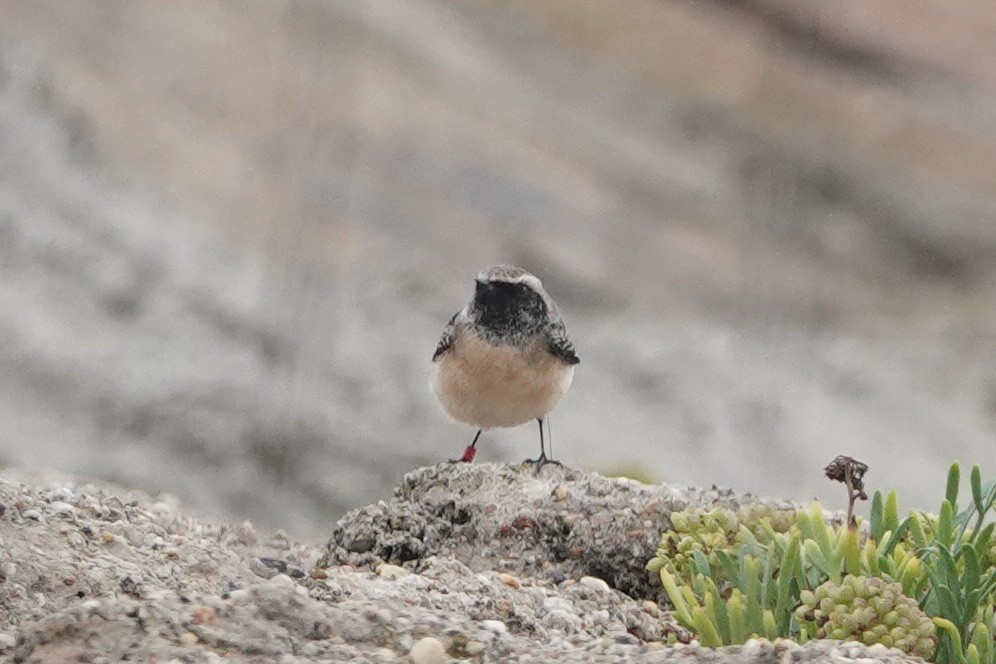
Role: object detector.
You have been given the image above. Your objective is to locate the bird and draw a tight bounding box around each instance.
[430,265,579,465]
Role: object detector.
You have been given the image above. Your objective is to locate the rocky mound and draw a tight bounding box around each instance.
[320,462,769,602]
[0,464,923,663]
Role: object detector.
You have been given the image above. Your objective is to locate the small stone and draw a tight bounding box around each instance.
[642,600,658,613]
[180,632,199,645]
[149,502,173,517]
[190,607,216,625]
[236,521,258,547]
[122,526,147,547]
[51,487,75,502]
[227,589,250,602]
[49,501,76,517]
[579,576,610,593]
[543,596,571,612]
[409,637,447,664]
[450,634,469,652]
[374,647,397,661]
[249,557,286,579]
[481,620,507,634]
[498,573,520,589]
[376,563,408,580]
[20,509,41,520]
[552,485,569,501]
[464,640,485,655]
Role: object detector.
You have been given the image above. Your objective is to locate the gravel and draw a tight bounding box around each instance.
[0,463,926,663]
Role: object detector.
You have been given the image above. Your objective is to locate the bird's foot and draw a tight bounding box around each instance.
[449,445,477,463]
[522,453,562,472]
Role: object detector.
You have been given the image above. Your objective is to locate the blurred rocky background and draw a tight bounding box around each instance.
[0,0,993,538]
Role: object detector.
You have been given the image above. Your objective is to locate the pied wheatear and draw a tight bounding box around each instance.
[431,265,580,464]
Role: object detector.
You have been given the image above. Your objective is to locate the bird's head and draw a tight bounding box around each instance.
[470,265,549,339]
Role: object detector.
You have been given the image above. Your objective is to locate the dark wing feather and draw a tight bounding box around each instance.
[432,313,458,361]
[546,319,579,365]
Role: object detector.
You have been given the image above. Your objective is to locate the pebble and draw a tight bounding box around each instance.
[179,632,198,645]
[409,637,448,664]
[376,563,408,580]
[49,501,76,517]
[149,502,173,517]
[50,487,75,502]
[123,526,147,547]
[552,484,569,501]
[543,596,571,612]
[236,521,258,547]
[480,620,508,634]
[249,557,285,579]
[498,573,520,589]
[464,640,485,655]
[374,647,397,661]
[578,576,610,593]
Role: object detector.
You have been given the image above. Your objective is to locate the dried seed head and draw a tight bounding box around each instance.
[824,455,869,494]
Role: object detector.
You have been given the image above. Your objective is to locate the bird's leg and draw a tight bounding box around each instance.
[524,417,561,469]
[450,429,482,463]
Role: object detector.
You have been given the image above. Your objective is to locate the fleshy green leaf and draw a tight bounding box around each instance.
[659,568,694,626]
[884,490,900,533]
[692,606,723,647]
[938,500,955,549]
[871,491,884,540]
[970,465,984,514]
[934,617,965,663]
[946,462,961,511]
[727,591,749,644]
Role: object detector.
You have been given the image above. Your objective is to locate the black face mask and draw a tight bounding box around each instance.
[473,281,548,339]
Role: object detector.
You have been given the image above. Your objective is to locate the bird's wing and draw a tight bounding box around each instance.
[545,318,580,365]
[432,312,459,361]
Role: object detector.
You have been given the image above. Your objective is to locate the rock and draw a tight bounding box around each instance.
[480,620,508,635]
[409,637,448,664]
[236,521,259,547]
[376,563,409,580]
[320,462,775,601]
[579,576,611,593]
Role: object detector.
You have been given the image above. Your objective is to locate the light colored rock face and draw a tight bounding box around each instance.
[0,0,994,538]
[0,466,924,663]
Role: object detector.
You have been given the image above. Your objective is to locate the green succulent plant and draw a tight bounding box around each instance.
[795,575,936,658]
[646,503,798,585]
[647,461,995,664]
[917,463,996,664]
